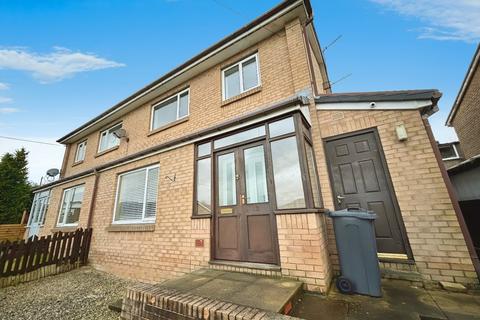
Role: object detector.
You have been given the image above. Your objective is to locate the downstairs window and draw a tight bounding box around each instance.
[113,165,159,224]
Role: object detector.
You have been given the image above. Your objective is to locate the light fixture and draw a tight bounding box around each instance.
[396,124,408,141]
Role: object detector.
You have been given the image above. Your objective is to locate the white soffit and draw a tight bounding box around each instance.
[316,100,433,111]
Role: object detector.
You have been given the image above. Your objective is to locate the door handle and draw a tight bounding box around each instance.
[241,194,246,205]
[337,195,345,204]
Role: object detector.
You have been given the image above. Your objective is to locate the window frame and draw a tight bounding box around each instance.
[27,190,51,227]
[193,112,323,216]
[98,122,123,153]
[150,88,190,132]
[57,184,85,227]
[221,53,261,101]
[440,144,460,160]
[112,164,160,225]
[74,140,87,163]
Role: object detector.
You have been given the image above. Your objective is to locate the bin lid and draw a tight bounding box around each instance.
[327,208,377,220]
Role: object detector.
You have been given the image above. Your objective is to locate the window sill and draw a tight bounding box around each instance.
[51,226,79,233]
[106,223,155,232]
[148,116,189,137]
[95,145,119,158]
[274,208,326,215]
[72,160,84,167]
[221,86,262,107]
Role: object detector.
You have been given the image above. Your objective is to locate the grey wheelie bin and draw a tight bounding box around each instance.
[327,208,381,297]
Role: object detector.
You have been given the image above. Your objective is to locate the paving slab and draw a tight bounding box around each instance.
[159,268,303,313]
[291,279,480,320]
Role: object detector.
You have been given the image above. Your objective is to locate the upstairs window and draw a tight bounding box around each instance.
[98,123,122,153]
[439,144,460,160]
[151,89,189,131]
[222,53,260,100]
[113,165,159,224]
[58,185,85,227]
[75,140,87,163]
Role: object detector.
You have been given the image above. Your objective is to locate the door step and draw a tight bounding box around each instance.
[209,260,283,278]
[121,269,304,319]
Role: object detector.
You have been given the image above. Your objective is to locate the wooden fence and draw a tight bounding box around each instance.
[0,224,26,242]
[0,228,92,286]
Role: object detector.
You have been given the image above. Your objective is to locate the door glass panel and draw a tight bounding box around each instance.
[214,126,265,149]
[218,153,237,206]
[269,117,295,138]
[271,137,306,209]
[244,146,268,204]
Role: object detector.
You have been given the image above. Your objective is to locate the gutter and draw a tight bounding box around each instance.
[34,95,309,192]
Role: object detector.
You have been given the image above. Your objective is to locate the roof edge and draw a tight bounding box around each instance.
[57,0,312,144]
[314,89,441,103]
[446,44,480,126]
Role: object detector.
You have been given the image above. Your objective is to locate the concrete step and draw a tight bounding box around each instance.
[121,268,305,320]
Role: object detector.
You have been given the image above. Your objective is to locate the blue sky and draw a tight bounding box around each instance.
[0,0,478,182]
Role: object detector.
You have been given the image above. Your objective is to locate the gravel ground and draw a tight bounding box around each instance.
[0,266,134,320]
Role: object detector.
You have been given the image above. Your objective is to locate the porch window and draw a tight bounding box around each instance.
[75,140,87,163]
[222,53,260,100]
[305,142,322,208]
[28,190,50,226]
[99,123,122,153]
[57,185,85,227]
[113,165,159,223]
[151,89,189,131]
[271,137,306,209]
[193,113,323,216]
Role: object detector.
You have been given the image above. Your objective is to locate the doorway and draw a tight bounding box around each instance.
[325,129,410,257]
[214,141,278,264]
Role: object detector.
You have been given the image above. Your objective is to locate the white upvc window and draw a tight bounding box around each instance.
[151,89,189,131]
[98,122,122,153]
[57,185,85,227]
[75,140,87,163]
[222,53,260,100]
[28,190,51,226]
[440,144,460,160]
[112,165,159,224]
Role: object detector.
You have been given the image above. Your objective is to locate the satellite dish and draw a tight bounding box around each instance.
[113,128,127,139]
[46,168,60,177]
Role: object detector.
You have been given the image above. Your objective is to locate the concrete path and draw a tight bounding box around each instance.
[291,279,480,320]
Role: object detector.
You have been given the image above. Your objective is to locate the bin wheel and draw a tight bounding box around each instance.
[336,276,353,294]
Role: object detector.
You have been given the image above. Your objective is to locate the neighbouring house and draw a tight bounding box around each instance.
[438,141,464,169]
[446,44,480,259]
[27,0,479,292]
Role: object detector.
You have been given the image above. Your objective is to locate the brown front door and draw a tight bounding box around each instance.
[214,141,278,264]
[325,129,408,255]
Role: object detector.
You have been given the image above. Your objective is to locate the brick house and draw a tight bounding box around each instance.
[27,0,478,292]
[446,44,480,263]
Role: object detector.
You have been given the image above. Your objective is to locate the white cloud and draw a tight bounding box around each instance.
[370,0,480,42]
[0,137,64,184]
[0,82,8,90]
[0,47,125,83]
[0,97,12,104]
[0,107,19,114]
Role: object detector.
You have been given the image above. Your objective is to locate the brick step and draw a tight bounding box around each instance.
[121,269,304,320]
